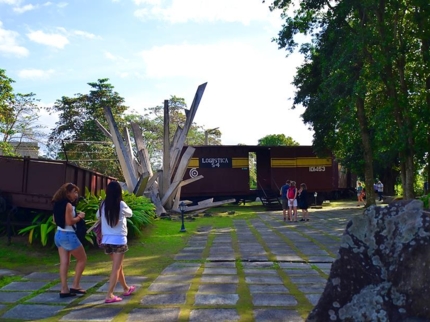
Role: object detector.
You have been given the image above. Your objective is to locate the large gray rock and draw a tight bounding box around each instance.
[307,200,430,322]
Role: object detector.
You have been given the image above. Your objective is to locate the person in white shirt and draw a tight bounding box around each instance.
[376,180,384,201]
[96,181,135,303]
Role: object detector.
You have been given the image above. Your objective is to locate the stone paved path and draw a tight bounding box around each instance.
[0,207,362,321]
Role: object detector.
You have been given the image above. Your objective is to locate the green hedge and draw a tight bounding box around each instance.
[18,188,155,247]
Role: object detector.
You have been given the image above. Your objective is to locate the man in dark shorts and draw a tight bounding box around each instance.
[280,180,290,221]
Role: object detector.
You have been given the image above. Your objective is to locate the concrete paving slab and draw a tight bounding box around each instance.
[242,262,274,268]
[204,262,236,268]
[206,255,236,261]
[289,276,327,284]
[140,293,186,305]
[253,309,304,322]
[244,269,278,276]
[245,276,284,284]
[0,291,32,303]
[0,269,18,277]
[297,285,326,293]
[1,304,66,320]
[194,293,239,305]
[198,284,237,293]
[202,268,237,275]
[275,255,303,261]
[127,308,180,322]
[60,306,123,321]
[305,293,321,306]
[0,281,49,291]
[307,256,334,262]
[174,254,203,260]
[200,275,239,284]
[0,304,5,311]
[26,291,83,304]
[161,265,200,275]
[189,308,240,322]
[284,269,320,276]
[22,272,58,281]
[153,275,195,283]
[252,293,298,306]
[148,283,191,292]
[279,263,311,269]
[248,285,289,294]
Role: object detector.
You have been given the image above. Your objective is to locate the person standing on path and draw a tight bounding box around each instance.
[287,181,298,222]
[280,180,290,221]
[97,181,135,303]
[356,182,365,206]
[298,183,309,221]
[376,180,384,201]
[52,183,87,298]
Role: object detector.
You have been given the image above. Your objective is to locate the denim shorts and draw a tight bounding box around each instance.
[54,230,82,251]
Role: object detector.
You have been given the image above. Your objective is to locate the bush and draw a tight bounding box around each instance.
[18,188,155,247]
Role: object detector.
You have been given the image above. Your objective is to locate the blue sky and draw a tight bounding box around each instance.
[0,0,314,148]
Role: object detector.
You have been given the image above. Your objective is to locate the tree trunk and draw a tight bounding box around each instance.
[356,96,375,206]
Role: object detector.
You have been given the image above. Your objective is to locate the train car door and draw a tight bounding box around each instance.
[255,147,272,192]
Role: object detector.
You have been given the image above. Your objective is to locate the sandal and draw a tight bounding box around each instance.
[123,285,136,296]
[105,295,123,303]
[59,292,76,298]
[70,288,86,294]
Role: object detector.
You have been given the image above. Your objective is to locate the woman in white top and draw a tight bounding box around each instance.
[96,181,135,303]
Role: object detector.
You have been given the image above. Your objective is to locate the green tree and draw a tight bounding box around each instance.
[268,0,429,199]
[258,134,299,146]
[0,70,46,157]
[48,79,128,179]
[0,69,14,125]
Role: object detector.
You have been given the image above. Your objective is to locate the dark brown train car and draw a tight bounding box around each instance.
[0,156,116,212]
[180,145,354,203]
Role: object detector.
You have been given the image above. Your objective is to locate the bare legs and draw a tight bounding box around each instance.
[106,253,130,299]
[58,245,87,294]
[70,246,87,290]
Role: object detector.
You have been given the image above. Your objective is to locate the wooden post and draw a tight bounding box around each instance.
[161,100,170,198]
[103,105,137,191]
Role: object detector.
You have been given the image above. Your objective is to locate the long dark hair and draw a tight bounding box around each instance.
[103,181,122,227]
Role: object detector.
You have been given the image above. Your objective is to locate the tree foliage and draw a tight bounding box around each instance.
[258,134,299,146]
[0,69,46,156]
[48,79,128,178]
[268,0,430,199]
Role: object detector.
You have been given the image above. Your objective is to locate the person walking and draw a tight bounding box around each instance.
[52,183,87,298]
[376,180,384,202]
[356,182,365,206]
[280,180,290,221]
[287,181,298,222]
[298,183,309,221]
[97,181,135,303]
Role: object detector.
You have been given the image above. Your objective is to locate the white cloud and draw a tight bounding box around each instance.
[57,2,68,8]
[134,0,160,5]
[0,0,21,4]
[27,30,69,48]
[18,68,55,80]
[13,4,37,13]
[133,0,277,25]
[0,21,29,57]
[74,30,98,39]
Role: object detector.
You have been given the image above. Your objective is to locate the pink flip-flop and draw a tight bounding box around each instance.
[105,295,123,303]
[123,285,136,296]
